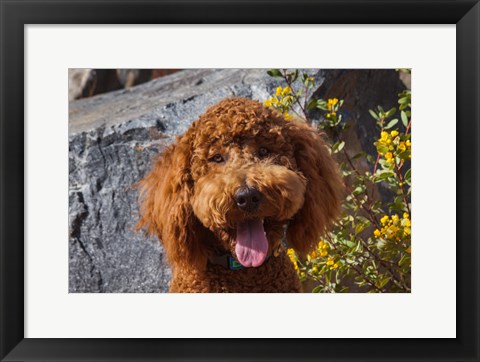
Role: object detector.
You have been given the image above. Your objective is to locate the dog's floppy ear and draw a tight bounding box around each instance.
[285,121,344,255]
[136,131,208,270]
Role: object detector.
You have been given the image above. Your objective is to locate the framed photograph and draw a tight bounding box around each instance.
[1,1,478,361]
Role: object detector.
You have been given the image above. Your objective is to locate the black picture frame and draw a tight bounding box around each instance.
[1,1,479,361]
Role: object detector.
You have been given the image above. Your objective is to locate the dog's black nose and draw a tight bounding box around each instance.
[234,187,262,212]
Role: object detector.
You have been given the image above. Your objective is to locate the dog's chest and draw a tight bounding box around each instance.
[170,254,302,293]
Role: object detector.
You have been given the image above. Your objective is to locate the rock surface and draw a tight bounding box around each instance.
[68,68,405,293]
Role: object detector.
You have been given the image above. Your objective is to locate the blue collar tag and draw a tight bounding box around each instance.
[228,256,245,270]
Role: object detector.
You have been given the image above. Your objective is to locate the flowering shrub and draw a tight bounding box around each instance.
[265,69,411,292]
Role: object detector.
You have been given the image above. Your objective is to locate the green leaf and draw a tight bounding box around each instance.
[374,170,395,182]
[389,196,407,212]
[401,111,409,127]
[311,285,323,293]
[355,221,371,235]
[352,185,365,195]
[376,144,389,155]
[341,239,356,248]
[352,152,365,160]
[267,69,283,78]
[398,253,410,267]
[385,108,397,118]
[404,169,411,185]
[398,150,410,160]
[384,119,399,129]
[307,99,318,110]
[369,109,379,120]
[316,99,328,111]
[376,276,390,289]
[336,141,345,152]
[356,216,370,224]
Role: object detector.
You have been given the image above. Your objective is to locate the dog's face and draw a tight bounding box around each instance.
[190,117,308,267]
[137,98,343,270]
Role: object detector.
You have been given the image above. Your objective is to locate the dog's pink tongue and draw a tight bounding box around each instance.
[235,219,269,267]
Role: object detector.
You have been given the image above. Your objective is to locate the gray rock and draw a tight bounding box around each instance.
[68,68,405,293]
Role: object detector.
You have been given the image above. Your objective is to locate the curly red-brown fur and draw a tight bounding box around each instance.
[137,98,343,292]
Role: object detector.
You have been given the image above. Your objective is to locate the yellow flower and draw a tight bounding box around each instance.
[282,86,292,96]
[287,248,297,263]
[404,227,411,236]
[380,215,389,225]
[391,214,399,224]
[264,99,272,107]
[406,140,411,147]
[385,152,394,163]
[284,112,292,120]
[388,225,399,234]
[374,229,381,238]
[312,266,318,273]
[317,241,328,256]
[406,246,411,254]
[404,219,411,227]
[329,261,339,270]
[403,213,410,219]
[390,130,399,137]
[327,98,338,111]
[326,258,334,266]
[380,131,389,141]
[398,142,407,152]
[275,86,283,96]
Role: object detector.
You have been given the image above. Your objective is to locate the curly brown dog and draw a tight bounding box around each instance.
[137,98,343,292]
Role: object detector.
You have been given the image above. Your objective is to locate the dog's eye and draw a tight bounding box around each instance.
[211,153,224,163]
[258,147,269,158]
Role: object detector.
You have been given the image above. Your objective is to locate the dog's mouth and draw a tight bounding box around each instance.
[234,218,269,267]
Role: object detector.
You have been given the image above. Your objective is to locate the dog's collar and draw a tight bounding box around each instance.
[208,253,246,270]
